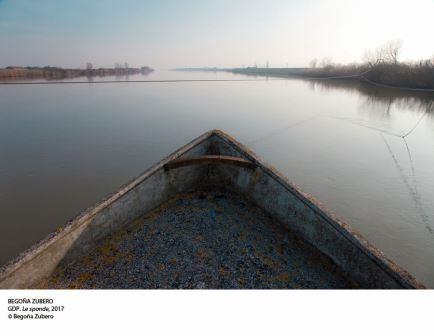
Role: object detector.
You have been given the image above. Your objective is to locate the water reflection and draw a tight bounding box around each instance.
[308,79,434,237]
[308,79,434,116]
[231,71,434,124]
[0,70,153,83]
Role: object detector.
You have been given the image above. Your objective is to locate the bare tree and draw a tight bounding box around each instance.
[382,40,402,64]
[363,50,381,68]
[320,57,333,68]
[363,40,402,68]
[309,58,317,69]
[124,62,129,69]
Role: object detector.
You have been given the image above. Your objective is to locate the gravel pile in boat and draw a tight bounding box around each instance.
[44,191,355,289]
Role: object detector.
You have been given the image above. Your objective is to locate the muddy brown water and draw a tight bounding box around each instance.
[1,70,433,286]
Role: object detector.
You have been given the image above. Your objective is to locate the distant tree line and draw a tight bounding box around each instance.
[0,63,154,80]
[305,40,434,90]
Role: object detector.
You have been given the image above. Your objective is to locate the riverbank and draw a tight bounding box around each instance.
[229,64,434,91]
[232,67,306,77]
[0,66,153,80]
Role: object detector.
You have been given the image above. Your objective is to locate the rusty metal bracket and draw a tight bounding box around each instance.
[164,155,256,170]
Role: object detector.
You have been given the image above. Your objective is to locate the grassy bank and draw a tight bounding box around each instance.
[229,63,434,91]
[304,62,434,90]
[232,67,306,77]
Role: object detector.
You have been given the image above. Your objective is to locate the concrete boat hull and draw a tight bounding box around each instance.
[0,130,424,289]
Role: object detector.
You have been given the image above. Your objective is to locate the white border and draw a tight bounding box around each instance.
[1,290,433,336]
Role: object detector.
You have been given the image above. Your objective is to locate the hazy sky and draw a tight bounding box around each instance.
[0,0,433,68]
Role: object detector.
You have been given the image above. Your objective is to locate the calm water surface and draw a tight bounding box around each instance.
[1,70,433,286]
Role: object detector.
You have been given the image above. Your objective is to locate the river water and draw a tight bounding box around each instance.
[1,70,433,286]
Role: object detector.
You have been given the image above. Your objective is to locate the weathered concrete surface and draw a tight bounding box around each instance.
[0,129,425,289]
